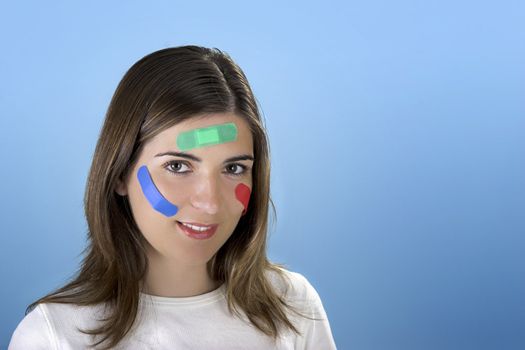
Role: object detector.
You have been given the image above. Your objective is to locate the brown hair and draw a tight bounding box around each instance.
[26,45,315,349]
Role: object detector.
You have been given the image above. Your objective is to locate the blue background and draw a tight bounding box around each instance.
[1,1,524,349]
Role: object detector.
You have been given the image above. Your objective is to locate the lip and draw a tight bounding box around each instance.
[176,221,218,240]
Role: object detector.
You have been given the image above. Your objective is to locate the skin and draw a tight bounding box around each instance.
[115,112,254,297]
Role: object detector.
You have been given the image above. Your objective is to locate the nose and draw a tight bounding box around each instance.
[189,174,220,215]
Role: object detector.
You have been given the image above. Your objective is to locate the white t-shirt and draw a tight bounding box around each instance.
[8,268,337,349]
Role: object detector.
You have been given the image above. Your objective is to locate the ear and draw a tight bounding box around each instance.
[115,177,128,196]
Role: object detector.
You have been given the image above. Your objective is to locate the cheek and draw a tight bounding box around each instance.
[137,165,179,217]
[234,183,251,215]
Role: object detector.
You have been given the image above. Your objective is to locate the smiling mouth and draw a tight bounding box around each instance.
[176,221,218,239]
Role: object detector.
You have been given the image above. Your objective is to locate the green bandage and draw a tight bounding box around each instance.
[176,122,238,151]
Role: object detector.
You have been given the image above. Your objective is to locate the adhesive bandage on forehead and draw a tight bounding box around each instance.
[176,122,238,151]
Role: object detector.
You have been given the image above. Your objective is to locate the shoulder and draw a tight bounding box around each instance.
[266,266,338,349]
[8,304,55,350]
[9,301,108,350]
[265,265,323,304]
[40,301,109,334]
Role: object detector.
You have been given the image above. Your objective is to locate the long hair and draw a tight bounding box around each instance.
[26,45,314,349]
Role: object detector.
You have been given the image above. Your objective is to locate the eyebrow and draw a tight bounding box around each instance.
[155,151,254,164]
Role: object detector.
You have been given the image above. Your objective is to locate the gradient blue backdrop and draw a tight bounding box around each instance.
[1,1,524,349]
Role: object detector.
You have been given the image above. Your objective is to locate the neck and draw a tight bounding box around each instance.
[141,248,220,298]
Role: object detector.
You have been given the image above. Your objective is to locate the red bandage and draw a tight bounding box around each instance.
[235,183,251,215]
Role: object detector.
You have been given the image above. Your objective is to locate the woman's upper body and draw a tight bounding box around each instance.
[14,46,337,349]
[9,267,337,349]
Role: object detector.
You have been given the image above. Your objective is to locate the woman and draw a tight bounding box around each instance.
[9,45,337,349]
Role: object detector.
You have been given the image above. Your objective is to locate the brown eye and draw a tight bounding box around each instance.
[164,161,191,174]
[225,163,247,176]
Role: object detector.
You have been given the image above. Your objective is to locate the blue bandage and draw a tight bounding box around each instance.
[137,165,179,217]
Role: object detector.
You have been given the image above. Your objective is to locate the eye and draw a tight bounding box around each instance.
[163,160,191,175]
[162,161,249,177]
[225,163,248,177]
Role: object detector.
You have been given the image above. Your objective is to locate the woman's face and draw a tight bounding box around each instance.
[116,112,254,266]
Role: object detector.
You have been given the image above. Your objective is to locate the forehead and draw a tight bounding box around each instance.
[147,112,253,154]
